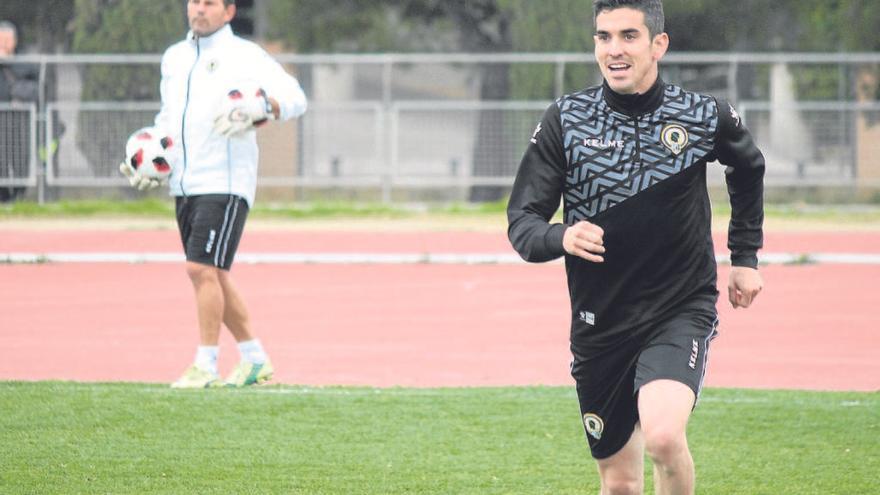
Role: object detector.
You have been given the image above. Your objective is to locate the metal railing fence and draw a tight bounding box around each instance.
[0,103,38,188]
[0,52,877,202]
[35,100,880,196]
[8,51,880,99]
[738,101,880,186]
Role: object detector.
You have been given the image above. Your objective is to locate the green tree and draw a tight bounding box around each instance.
[263,0,880,200]
[266,1,393,52]
[70,0,184,176]
[505,0,596,99]
[0,0,73,52]
[264,1,606,199]
[71,0,183,101]
[795,0,880,101]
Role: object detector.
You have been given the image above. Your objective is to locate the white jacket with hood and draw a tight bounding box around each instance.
[155,24,307,207]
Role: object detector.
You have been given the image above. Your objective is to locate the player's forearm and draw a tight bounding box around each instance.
[507,102,568,263]
[263,61,307,121]
[273,81,307,121]
[715,98,765,269]
[507,157,567,262]
[508,212,567,263]
[726,166,764,268]
[507,163,567,263]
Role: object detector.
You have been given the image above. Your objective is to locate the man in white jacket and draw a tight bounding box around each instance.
[131,0,307,388]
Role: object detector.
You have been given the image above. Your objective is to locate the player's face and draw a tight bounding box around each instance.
[0,31,16,57]
[594,7,668,95]
[187,0,235,37]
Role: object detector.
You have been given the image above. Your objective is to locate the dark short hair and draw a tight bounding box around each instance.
[593,0,665,38]
[223,0,235,6]
[0,20,17,37]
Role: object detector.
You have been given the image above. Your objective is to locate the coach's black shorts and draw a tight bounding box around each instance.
[570,304,719,459]
[175,194,249,270]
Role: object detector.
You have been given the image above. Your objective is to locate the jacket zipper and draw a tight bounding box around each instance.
[180,37,200,197]
[632,114,641,166]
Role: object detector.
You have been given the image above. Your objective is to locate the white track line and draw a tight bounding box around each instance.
[2,252,880,265]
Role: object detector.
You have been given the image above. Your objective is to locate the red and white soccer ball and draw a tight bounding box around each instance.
[223,82,272,127]
[124,127,174,180]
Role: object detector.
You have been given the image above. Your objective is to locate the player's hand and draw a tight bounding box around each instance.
[118,161,165,191]
[563,221,605,263]
[728,266,763,308]
[213,87,275,138]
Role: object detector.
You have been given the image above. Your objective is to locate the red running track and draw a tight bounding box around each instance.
[1,230,877,391]
[1,229,880,254]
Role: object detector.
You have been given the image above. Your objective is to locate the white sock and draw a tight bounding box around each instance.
[194,346,219,375]
[237,339,267,364]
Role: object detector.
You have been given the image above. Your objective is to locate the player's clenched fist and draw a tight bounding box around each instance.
[563,221,606,263]
[728,266,763,309]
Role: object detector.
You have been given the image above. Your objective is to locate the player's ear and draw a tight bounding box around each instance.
[652,32,669,61]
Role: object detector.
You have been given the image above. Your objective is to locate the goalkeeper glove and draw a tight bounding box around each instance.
[119,161,166,191]
[213,86,275,138]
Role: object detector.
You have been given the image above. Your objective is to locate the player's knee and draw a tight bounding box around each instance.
[185,262,219,285]
[599,462,643,495]
[600,475,642,495]
[643,428,685,465]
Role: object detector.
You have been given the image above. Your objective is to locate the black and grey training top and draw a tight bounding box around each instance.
[507,78,765,352]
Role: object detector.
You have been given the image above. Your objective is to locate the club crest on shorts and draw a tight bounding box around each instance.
[583,413,604,440]
[661,124,689,155]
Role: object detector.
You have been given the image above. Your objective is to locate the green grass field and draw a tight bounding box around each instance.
[1,383,877,494]
[1,201,878,493]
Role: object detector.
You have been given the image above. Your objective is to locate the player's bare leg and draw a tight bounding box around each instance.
[596,426,645,495]
[217,269,272,386]
[170,261,226,387]
[186,261,224,346]
[638,379,696,495]
[217,269,254,343]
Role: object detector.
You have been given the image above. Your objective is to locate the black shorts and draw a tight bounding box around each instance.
[570,304,719,459]
[175,194,249,270]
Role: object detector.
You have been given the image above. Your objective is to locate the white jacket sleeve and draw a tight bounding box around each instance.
[154,52,173,131]
[256,50,307,122]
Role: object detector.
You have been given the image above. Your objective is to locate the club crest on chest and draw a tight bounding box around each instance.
[661,123,689,155]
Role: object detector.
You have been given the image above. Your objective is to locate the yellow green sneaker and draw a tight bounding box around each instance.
[170,364,220,389]
[224,359,274,387]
